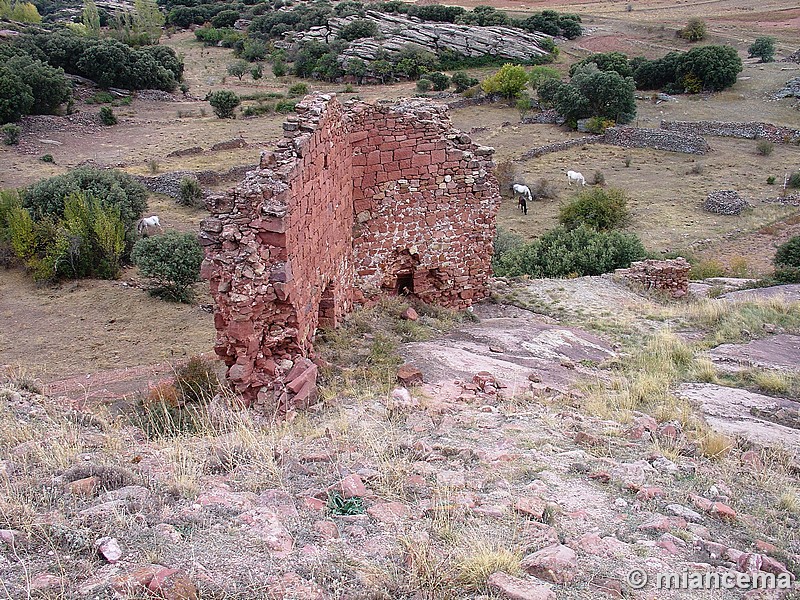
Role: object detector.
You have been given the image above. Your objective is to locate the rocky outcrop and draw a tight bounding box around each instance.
[781,48,800,63]
[773,77,800,100]
[615,258,691,299]
[289,11,551,64]
[703,190,750,215]
[661,120,800,144]
[200,93,500,408]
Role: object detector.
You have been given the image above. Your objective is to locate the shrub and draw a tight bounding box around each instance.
[756,140,774,156]
[748,37,775,63]
[99,106,117,126]
[774,236,800,269]
[131,231,203,302]
[8,191,126,281]
[288,82,309,97]
[452,71,478,93]
[251,64,263,80]
[207,90,240,118]
[493,225,645,278]
[227,60,248,80]
[174,356,219,404]
[516,95,533,119]
[678,18,706,42]
[416,78,432,92]
[591,170,606,185]
[558,187,630,231]
[39,154,54,163]
[529,65,560,89]
[2,124,20,145]
[586,116,614,134]
[787,172,800,189]
[481,64,529,100]
[494,159,517,197]
[427,72,450,91]
[275,99,298,113]
[689,258,726,279]
[23,167,147,235]
[493,226,524,263]
[337,19,378,41]
[767,176,776,185]
[272,60,287,77]
[178,177,203,207]
[532,178,559,200]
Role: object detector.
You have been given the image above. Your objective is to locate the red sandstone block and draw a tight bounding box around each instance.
[431,150,446,163]
[366,151,381,165]
[352,154,366,166]
[380,150,393,162]
[399,160,411,169]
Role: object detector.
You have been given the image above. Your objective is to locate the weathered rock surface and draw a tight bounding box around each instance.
[289,12,550,65]
[707,334,800,372]
[677,383,800,455]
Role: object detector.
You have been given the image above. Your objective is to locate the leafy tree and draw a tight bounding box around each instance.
[570,64,636,123]
[678,18,706,42]
[227,60,248,80]
[774,235,800,269]
[211,9,239,29]
[2,123,20,145]
[76,40,130,88]
[133,0,165,44]
[481,63,529,100]
[677,45,742,92]
[208,90,240,118]
[0,66,34,124]
[631,52,682,90]
[407,4,464,22]
[345,58,367,83]
[451,71,478,93]
[240,39,267,62]
[132,231,203,302]
[337,19,378,41]
[82,0,101,37]
[394,44,436,80]
[558,187,631,231]
[456,5,510,26]
[0,0,40,22]
[529,65,560,89]
[748,37,775,63]
[371,59,393,84]
[251,64,263,80]
[569,51,632,78]
[272,59,287,77]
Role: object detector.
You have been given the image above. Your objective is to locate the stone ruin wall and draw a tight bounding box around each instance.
[615,258,691,299]
[200,94,500,406]
[661,120,800,144]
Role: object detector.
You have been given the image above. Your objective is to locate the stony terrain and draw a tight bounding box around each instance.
[2,280,799,599]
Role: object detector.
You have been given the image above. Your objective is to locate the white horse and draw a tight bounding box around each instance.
[567,170,586,186]
[137,215,163,235]
[512,183,532,215]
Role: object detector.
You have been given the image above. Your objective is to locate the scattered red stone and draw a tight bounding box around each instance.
[520,544,578,584]
[487,571,555,600]
[636,486,664,500]
[67,476,100,497]
[513,496,547,521]
[337,474,368,499]
[401,307,418,321]
[397,364,423,386]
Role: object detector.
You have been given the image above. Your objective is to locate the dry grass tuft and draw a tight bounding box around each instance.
[457,546,523,591]
[777,490,800,515]
[697,430,735,460]
[750,370,791,395]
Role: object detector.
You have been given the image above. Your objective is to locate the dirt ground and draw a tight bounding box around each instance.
[1,4,799,382]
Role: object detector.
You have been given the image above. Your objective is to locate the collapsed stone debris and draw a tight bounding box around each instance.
[615,258,691,299]
[200,93,500,410]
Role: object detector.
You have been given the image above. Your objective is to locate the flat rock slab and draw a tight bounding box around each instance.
[707,334,800,373]
[402,304,615,394]
[677,383,800,456]
[722,284,800,302]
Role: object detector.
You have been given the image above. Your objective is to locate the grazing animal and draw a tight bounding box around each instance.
[567,170,586,186]
[511,183,532,215]
[137,215,163,235]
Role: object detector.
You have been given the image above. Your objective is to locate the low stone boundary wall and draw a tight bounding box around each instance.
[520,126,709,160]
[661,120,800,144]
[135,165,256,198]
[604,126,710,154]
[615,258,691,299]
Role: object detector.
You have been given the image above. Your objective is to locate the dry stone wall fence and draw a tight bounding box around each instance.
[199,93,500,409]
[615,258,691,299]
[661,121,800,144]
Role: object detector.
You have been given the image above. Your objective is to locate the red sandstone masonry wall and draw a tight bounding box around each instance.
[349,100,499,307]
[201,93,500,406]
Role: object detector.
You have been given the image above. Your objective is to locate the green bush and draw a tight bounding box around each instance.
[558,187,630,231]
[416,78,432,92]
[767,176,776,185]
[131,231,203,302]
[288,82,309,97]
[774,236,800,269]
[529,65,561,89]
[178,177,203,207]
[207,90,240,118]
[99,106,117,125]
[481,63,529,100]
[586,116,614,134]
[7,191,125,281]
[452,71,478,93]
[275,99,298,114]
[2,124,20,145]
[337,19,378,41]
[227,60,248,80]
[787,172,800,189]
[39,154,54,163]
[678,18,706,42]
[272,59,287,77]
[250,64,263,80]
[23,167,146,238]
[493,226,524,264]
[427,72,450,91]
[748,36,775,63]
[493,225,646,278]
[242,102,275,117]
